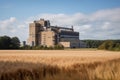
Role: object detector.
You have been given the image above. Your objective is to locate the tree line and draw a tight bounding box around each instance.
[0,36,20,49]
[0,36,64,50]
[82,40,120,51]
[0,35,119,51]
[81,40,103,48]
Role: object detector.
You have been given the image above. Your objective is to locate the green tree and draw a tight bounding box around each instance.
[11,37,20,49]
[0,36,20,49]
[114,43,120,51]
[0,36,11,49]
[82,40,103,48]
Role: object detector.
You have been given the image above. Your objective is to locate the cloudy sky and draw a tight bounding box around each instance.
[0,0,120,42]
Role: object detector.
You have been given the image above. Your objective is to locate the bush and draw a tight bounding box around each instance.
[54,44,64,50]
[98,40,120,51]
[113,43,120,51]
[21,45,64,50]
[20,45,32,50]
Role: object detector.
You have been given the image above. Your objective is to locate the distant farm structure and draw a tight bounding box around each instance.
[28,19,84,48]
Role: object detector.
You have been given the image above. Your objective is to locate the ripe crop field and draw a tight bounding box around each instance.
[0,50,120,80]
[0,50,120,67]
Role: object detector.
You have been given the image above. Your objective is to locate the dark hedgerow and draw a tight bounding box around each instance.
[21,44,64,50]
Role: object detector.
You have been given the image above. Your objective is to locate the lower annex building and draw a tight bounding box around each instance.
[28,19,80,48]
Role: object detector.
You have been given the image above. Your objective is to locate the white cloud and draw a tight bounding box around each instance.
[25,8,120,40]
[102,22,110,30]
[0,8,120,42]
[89,8,120,22]
[0,17,28,42]
[18,25,26,28]
[0,17,16,30]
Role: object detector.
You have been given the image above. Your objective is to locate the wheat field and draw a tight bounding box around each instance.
[0,50,120,67]
[0,50,120,80]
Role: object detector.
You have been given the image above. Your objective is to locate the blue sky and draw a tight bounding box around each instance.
[0,0,120,41]
[1,0,120,19]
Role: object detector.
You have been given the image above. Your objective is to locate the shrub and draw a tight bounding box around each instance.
[21,45,64,50]
[54,44,64,50]
[20,45,32,50]
[98,40,120,51]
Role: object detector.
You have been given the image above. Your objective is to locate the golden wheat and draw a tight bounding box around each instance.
[0,50,120,80]
[0,50,120,67]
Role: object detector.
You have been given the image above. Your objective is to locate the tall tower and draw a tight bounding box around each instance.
[28,19,50,46]
[28,22,40,46]
[34,19,50,27]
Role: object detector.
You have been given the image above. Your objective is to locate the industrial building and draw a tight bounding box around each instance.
[28,19,80,48]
